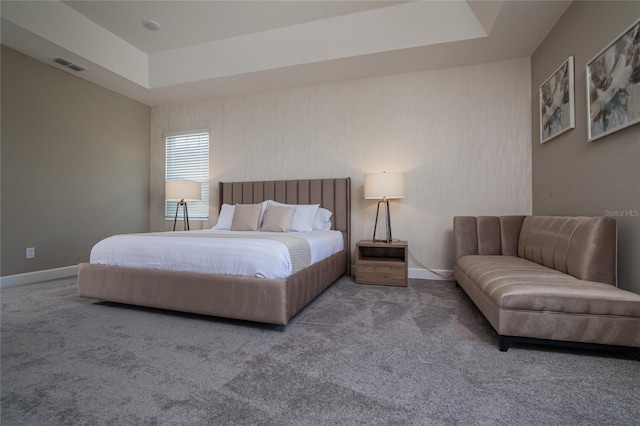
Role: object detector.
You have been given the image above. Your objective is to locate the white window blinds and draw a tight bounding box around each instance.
[165,130,210,220]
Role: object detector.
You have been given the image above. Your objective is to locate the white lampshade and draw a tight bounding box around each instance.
[364,172,406,200]
[165,180,202,201]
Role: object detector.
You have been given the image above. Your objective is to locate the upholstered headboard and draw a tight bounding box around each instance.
[219,178,351,262]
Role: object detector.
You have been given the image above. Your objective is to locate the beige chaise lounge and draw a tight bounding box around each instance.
[453,215,640,352]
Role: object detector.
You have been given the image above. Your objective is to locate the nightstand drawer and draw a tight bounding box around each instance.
[356,260,407,286]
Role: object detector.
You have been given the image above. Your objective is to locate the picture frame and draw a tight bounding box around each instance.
[540,56,575,143]
[586,19,640,142]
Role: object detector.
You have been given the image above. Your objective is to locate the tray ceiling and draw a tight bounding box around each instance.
[1,1,571,106]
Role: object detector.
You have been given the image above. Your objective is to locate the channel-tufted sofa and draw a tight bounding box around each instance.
[453,215,640,352]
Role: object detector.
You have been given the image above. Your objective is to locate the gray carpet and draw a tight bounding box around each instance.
[1,276,639,425]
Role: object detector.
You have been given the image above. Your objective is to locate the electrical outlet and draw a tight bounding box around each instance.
[26,247,35,259]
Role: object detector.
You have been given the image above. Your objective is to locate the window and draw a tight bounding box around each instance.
[165,130,209,220]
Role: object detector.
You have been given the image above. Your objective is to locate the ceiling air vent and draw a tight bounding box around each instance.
[53,57,86,72]
[67,64,86,72]
[53,57,71,66]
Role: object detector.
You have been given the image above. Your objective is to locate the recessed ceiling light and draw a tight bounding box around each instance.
[142,20,161,31]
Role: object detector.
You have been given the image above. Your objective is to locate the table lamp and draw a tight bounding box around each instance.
[364,172,406,243]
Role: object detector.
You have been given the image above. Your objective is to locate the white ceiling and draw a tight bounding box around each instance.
[1,0,571,106]
[63,1,405,53]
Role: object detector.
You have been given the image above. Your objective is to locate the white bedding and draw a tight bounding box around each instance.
[89,230,344,279]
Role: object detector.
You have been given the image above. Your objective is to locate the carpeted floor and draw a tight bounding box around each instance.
[1,276,639,425]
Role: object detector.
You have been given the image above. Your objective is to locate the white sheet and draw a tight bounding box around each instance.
[89,230,344,279]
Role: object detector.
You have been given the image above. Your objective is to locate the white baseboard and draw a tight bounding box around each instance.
[0,265,78,288]
[409,267,454,281]
[3,265,452,288]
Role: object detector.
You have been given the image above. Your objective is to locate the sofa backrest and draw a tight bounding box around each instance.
[453,215,617,286]
[518,216,617,286]
[453,216,525,259]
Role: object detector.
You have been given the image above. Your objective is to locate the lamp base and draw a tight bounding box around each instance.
[371,199,392,243]
[172,200,190,231]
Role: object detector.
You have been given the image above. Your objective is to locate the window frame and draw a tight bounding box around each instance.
[164,129,210,221]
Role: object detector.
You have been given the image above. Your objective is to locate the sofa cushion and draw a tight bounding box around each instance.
[456,255,640,318]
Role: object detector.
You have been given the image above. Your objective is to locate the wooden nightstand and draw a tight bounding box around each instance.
[355,240,408,287]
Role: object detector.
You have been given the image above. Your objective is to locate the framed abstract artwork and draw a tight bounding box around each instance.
[540,56,575,143]
[586,19,640,142]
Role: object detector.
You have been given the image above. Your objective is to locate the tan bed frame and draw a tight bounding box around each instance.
[77,178,351,325]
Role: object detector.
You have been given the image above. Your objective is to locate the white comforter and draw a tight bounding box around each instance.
[89,230,344,279]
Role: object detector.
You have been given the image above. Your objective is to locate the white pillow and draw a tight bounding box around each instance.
[257,200,269,225]
[212,204,235,229]
[213,201,269,230]
[313,207,333,230]
[268,201,319,232]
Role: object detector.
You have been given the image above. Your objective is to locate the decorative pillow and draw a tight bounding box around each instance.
[212,204,235,230]
[268,201,319,232]
[213,201,269,230]
[260,205,296,232]
[313,207,333,230]
[231,204,262,231]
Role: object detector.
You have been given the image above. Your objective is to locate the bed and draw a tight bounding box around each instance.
[77,177,351,325]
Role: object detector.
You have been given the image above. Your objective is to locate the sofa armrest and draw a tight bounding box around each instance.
[453,216,526,262]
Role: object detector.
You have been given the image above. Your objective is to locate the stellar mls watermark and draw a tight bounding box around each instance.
[604,209,639,217]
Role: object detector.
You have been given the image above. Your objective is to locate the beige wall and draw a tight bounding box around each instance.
[151,58,533,273]
[1,46,150,276]
[531,2,640,293]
